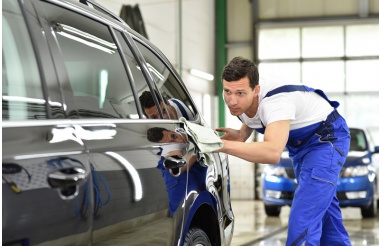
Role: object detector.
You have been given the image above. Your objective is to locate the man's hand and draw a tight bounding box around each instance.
[216,123,253,142]
[215,127,242,141]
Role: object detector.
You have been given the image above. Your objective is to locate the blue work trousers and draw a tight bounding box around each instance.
[286,112,351,246]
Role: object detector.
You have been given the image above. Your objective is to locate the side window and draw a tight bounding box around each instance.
[134,41,197,121]
[41,2,138,119]
[2,1,46,120]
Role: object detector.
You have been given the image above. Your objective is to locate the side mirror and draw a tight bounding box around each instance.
[373,146,379,154]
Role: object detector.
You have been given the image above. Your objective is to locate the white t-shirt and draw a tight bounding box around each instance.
[240,78,334,131]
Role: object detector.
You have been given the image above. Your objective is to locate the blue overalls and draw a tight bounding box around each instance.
[257,85,351,246]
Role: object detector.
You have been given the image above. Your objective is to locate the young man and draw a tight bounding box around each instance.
[215,57,351,246]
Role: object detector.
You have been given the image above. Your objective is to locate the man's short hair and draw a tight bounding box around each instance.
[222,56,259,89]
[147,127,166,142]
[139,91,161,110]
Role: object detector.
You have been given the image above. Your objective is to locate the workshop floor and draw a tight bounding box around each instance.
[230,200,379,246]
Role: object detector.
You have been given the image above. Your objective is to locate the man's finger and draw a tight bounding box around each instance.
[215,128,226,132]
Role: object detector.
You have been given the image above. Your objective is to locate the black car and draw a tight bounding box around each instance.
[2,0,234,245]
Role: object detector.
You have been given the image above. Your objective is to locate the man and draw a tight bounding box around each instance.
[139,91,194,121]
[215,57,351,246]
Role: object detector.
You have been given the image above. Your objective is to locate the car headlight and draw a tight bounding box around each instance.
[263,165,286,177]
[342,166,369,177]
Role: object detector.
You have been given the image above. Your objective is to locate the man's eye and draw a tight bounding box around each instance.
[171,134,177,139]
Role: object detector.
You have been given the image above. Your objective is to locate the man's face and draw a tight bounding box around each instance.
[159,130,186,143]
[144,102,176,119]
[223,76,259,117]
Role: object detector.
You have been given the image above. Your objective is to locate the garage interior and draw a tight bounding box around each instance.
[96,0,379,245]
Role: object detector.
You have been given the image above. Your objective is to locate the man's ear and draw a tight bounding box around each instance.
[254,85,260,96]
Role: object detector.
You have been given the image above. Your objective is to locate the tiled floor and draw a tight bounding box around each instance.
[230,200,379,246]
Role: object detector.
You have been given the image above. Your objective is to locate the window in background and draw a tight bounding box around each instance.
[258,22,379,129]
[259,62,301,83]
[346,60,379,92]
[302,61,344,92]
[258,28,300,59]
[346,24,379,57]
[302,26,344,58]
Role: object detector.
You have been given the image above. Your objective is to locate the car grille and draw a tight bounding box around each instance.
[336,192,347,200]
[280,192,294,200]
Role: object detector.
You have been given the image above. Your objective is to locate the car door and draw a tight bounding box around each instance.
[2,1,93,245]
[32,1,186,245]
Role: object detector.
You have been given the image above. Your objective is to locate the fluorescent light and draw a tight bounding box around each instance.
[55,23,116,54]
[190,69,214,81]
[99,69,109,108]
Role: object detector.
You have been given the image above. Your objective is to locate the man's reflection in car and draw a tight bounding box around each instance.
[139,91,194,121]
[147,127,207,216]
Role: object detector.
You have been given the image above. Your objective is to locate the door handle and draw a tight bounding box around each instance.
[47,167,86,188]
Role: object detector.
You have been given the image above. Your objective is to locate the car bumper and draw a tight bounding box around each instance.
[262,175,296,206]
[337,176,374,207]
[262,175,375,207]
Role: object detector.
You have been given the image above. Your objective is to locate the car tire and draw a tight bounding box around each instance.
[361,197,377,218]
[184,227,211,246]
[264,204,281,216]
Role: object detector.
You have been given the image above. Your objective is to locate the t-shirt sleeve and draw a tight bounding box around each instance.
[259,94,296,126]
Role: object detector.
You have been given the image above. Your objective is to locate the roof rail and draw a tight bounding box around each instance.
[79,0,127,26]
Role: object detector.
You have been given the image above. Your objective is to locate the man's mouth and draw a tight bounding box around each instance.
[229,107,240,114]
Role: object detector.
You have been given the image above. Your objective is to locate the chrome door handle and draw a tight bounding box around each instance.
[47,167,86,188]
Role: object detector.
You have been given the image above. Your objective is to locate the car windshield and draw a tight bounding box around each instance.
[349,128,368,151]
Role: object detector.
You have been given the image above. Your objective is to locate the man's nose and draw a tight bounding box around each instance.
[227,95,238,105]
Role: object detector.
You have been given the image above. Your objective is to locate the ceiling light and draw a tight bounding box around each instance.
[190,69,214,81]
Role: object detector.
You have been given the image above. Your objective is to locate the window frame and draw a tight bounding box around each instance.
[130,35,199,121]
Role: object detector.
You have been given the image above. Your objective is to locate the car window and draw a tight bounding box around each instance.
[350,128,368,151]
[2,1,46,120]
[134,40,197,120]
[39,1,138,119]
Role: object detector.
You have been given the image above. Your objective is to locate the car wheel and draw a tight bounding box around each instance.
[184,227,211,246]
[361,198,376,218]
[264,204,281,216]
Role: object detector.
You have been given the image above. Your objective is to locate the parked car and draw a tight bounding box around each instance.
[2,0,234,245]
[261,127,379,218]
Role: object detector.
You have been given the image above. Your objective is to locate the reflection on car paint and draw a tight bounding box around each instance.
[105,151,143,201]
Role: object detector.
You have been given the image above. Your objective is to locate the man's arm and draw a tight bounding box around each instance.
[215,120,290,164]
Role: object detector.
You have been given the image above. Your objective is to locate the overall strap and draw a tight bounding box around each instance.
[170,99,189,120]
[264,85,340,108]
[256,84,339,134]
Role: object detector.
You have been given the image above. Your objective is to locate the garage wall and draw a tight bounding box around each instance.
[95,0,218,128]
